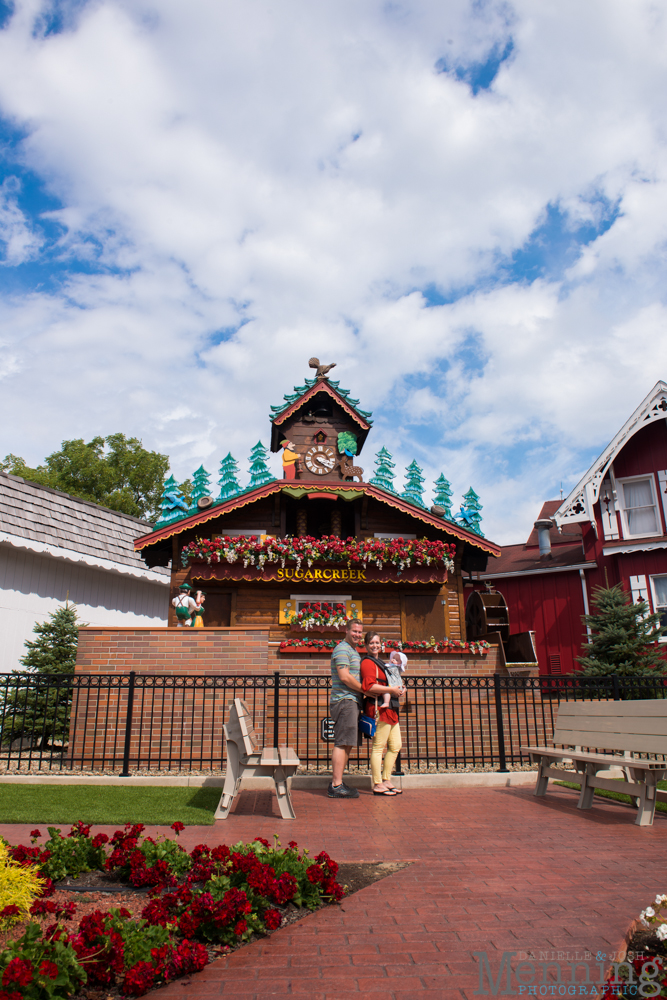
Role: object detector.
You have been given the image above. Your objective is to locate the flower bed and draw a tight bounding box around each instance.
[0,823,344,998]
[279,637,491,654]
[288,602,348,631]
[182,534,456,572]
[600,894,667,997]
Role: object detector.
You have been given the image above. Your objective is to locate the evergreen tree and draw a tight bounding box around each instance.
[401,460,426,508]
[456,487,484,536]
[432,474,453,519]
[246,441,275,490]
[1,604,82,751]
[155,475,189,528]
[217,453,242,501]
[188,465,211,513]
[370,447,397,493]
[578,584,667,677]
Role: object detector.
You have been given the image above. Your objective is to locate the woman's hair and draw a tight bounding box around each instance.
[364,631,381,647]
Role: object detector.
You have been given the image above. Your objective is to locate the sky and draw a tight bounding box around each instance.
[1,0,667,543]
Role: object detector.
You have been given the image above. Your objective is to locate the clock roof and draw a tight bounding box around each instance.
[270,376,373,453]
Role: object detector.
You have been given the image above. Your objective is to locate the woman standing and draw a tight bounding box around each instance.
[360,632,405,796]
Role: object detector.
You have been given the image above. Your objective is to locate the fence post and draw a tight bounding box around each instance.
[273,671,280,748]
[493,673,509,773]
[613,674,620,702]
[119,671,136,777]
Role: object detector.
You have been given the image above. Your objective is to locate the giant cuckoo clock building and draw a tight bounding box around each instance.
[76,362,504,678]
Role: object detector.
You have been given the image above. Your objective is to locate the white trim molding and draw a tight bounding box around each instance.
[480,561,596,580]
[553,381,667,529]
[0,533,169,585]
[602,539,667,556]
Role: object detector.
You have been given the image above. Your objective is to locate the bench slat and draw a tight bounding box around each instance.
[555,716,667,738]
[557,700,667,718]
[551,728,667,755]
[520,745,665,768]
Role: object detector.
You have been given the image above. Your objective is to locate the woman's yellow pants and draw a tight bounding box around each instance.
[370,721,402,785]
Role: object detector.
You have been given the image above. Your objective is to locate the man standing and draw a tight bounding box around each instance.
[328,618,365,798]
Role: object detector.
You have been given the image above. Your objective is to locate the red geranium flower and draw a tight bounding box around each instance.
[38,961,58,980]
[2,958,34,988]
[171,822,185,835]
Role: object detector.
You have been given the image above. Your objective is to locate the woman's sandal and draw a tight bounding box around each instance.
[383,785,403,794]
[372,787,398,795]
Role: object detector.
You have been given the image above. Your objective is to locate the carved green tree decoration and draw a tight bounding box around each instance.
[217,453,241,501]
[456,487,484,536]
[401,460,426,508]
[370,447,397,493]
[189,465,211,513]
[337,431,358,456]
[247,441,275,490]
[155,475,189,527]
[433,474,453,519]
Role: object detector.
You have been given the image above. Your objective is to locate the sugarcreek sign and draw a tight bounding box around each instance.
[188,562,449,585]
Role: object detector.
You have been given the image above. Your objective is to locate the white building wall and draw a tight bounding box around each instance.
[0,545,169,673]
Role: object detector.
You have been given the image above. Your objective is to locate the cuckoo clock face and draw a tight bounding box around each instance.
[304,444,336,475]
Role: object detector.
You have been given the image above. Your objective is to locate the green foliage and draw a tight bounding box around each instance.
[217,453,241,501]
[0,921,87,1000]
[0,605,82,749]
[578,584,667,677]
[105,910,174,968]
[0,785,219,825]
[20,606,80,676]
[246,441,275,490]
[1,434,170,522]
[336,431,357,456]
[137,836,192,881]
[401,460,426,508]
[37,827,107,883]
[369,447,396,493]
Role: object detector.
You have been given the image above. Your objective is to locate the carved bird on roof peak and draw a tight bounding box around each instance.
[309,357,336,379]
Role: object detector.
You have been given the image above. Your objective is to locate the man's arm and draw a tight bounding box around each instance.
[336,666,363,694]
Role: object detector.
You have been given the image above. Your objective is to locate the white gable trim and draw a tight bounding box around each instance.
[0,533,169,585]
[553,381,667,528]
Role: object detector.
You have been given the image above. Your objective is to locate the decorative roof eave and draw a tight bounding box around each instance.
[270,380,372,453]
[363,484,501,556]
[553,381,667,529]
[135,480,500,558]
[134,481,283,550]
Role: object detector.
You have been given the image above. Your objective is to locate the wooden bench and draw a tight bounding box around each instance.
[215,698,300,820]
[521,700,667,826]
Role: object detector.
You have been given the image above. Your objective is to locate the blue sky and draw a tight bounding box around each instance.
[1,0,667,542]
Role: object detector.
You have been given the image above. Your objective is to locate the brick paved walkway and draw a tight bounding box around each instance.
[3,782,666,998]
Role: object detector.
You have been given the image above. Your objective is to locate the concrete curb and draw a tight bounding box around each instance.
[0,771,542,790]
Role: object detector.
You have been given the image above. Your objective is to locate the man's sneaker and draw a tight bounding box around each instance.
[327,782,359,799]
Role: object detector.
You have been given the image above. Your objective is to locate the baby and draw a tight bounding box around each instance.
[380,650,407,710]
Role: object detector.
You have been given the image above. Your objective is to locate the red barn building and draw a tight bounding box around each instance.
[476,381,667,675]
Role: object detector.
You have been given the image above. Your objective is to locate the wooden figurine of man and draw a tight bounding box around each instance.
[281,439,301,480]
[172,583,197,627]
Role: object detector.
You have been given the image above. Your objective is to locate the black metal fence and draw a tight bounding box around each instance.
[0,672,665,774]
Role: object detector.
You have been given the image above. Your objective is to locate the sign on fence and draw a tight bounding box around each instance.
[320,717,335,742]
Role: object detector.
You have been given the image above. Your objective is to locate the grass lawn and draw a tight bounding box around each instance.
[554,778,667,813]
[0,785,221,825]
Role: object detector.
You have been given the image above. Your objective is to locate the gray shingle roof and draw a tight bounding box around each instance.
[0,472,169,577]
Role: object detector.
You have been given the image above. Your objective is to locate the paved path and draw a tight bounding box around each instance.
[2,783,666,997]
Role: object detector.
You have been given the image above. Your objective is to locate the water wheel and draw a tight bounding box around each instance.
[465,590,510,643]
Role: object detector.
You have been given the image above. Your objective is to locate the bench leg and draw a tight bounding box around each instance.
[215,744,243,820]
[534,756,550,796]
[577,765,597,811]
[273,767,296,820]
[634,773,657,827]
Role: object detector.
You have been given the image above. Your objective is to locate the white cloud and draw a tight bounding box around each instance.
[0,0,666,541]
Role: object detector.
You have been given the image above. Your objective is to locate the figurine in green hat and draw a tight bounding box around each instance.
[172,583,197,627]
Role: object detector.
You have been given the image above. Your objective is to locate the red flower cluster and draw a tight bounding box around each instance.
[279,638,339,651]
[305,852,345,902]
[104,824,179,889]
[37,961,58,980]
[0,906,21,921]
[2,959,33,988]
[182,534,456,572]
[29,898,76,921]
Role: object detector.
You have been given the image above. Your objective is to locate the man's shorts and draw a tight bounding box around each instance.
[330,698,362,748]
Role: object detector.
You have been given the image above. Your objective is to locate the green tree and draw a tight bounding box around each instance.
[1,434,170,522]
[578,584,667,677]
[155,475,189,528]
[456,487,484,536]
[369,447,396,493]
[401,460,426,508]
[1,604,82,751]
[246,441,275,490]
[217,453,241,501]
[188,466,211,513]
[432,474,453,519]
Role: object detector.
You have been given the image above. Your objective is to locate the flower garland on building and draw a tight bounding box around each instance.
[181,535,456,572]
[279,637,490,654]
[288,602,349,630]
